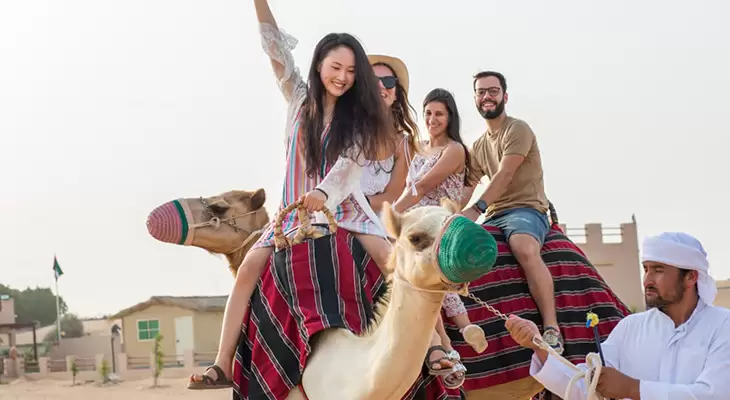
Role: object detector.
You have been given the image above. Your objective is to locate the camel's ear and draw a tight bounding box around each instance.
[250,188,266,210]
[440,197,461,214]
[382,202,402,238]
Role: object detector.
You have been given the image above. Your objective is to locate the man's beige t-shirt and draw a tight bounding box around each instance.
[471,116,549,218]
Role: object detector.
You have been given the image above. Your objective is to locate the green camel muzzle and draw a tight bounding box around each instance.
[436,215,498,284]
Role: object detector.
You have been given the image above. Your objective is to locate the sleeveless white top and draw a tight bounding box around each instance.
[360,157,395,196]
[359,135,408,196]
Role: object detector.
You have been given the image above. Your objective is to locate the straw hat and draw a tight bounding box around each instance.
[368,54,410,94]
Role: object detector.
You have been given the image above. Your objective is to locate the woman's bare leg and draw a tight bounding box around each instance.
[428,328,454,371]
[435,314,452,350]
[450,313,471,330]
[354,233,393,276]
[189,246,273,384]
[452,312,488,353]
[444,293,488,353]
[427,318,465,388]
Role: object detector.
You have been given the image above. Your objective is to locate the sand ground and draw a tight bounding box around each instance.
[0,377,232,400]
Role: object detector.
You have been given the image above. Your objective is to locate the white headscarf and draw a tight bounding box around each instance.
[640,232,717,305]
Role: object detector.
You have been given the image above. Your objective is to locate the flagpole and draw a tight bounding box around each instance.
[55,274,61,342]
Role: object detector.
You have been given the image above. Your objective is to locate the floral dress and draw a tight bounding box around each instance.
[406,145,468,318]
[252,23,388,249]
[405,146,465,210]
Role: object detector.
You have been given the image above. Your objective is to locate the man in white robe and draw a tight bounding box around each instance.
[505,231,730,399]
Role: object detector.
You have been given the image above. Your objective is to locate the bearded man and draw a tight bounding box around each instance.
[506,232,730,399]
[461,70,563,353]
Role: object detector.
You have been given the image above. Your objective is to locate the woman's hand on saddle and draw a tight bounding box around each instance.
[505,315,541,350]
[301,189,327,213]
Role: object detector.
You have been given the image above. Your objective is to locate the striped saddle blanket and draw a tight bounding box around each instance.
[232,228,463,400]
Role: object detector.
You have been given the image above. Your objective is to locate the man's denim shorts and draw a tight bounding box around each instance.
[484,207,550,246]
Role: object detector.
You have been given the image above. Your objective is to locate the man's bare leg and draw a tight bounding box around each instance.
[508,233,562,352]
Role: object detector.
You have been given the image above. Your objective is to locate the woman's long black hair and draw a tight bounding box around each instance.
[422,88,477,187]
[301,33,392,178]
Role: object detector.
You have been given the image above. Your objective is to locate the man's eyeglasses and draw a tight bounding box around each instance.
[475,87,501,98]
[379,76,398,90]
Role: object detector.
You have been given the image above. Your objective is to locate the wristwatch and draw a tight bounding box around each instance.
[473,199,488,214]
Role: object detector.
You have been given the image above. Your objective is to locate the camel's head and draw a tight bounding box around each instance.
[382,198,498,292]
[146,189,270,274]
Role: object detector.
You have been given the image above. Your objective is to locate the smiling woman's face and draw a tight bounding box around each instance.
[373,64,397,108]
[319,45,356,98]
[424,100,449,138]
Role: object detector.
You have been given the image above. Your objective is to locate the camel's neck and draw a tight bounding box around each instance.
[225,241,255,276]
[365,278,445,398]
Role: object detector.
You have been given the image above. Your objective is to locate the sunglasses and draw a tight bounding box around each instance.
[378,75,398,89]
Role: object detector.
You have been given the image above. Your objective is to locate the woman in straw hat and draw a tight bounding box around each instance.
[357,54,419,214]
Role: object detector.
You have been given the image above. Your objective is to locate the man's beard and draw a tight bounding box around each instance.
[645,281,685,309]
[477,99,505,120]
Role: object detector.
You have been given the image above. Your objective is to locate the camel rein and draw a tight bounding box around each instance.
[392,273,605,400]
[190,197,265,255]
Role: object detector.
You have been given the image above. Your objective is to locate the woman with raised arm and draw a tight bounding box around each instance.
[393,88,483,390]
[187,0,396,389]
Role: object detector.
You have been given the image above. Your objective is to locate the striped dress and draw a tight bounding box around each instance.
[252,23,387,250]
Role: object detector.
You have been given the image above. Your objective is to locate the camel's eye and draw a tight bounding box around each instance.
[208,204,229,215]
[407,232,433,251]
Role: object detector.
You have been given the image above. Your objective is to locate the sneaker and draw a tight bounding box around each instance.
[542,326,564,355]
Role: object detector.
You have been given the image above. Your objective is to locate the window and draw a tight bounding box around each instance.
[137,319,160,341]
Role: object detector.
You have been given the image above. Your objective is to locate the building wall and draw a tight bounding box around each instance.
[121,305,194,359]
[193,310,223,353]
[48,335,122,361]
[14,318,123,346]
[559,219,645,312]
[715,279,730,309]
[0,298,15,325]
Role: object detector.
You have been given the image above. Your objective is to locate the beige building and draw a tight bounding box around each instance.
[558,216,645,312]
[715,279,730,308]
[110,296,225,360]
[0,296,15,325]
[557,218,730,312]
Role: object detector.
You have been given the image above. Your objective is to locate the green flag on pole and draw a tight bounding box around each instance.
[53,255,63,280]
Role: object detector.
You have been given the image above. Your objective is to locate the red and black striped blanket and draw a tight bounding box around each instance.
[444,224,631,395]
[232,228,463,400]
[231,222,630,399]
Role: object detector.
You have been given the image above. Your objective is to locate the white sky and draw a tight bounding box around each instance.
[2,0,728,318]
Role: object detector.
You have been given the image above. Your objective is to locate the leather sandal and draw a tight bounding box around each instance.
[187,365,233,390]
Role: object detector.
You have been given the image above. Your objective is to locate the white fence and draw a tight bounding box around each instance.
[2,349,216,381]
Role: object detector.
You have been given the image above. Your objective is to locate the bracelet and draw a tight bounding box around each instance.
[314,188,329,200]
